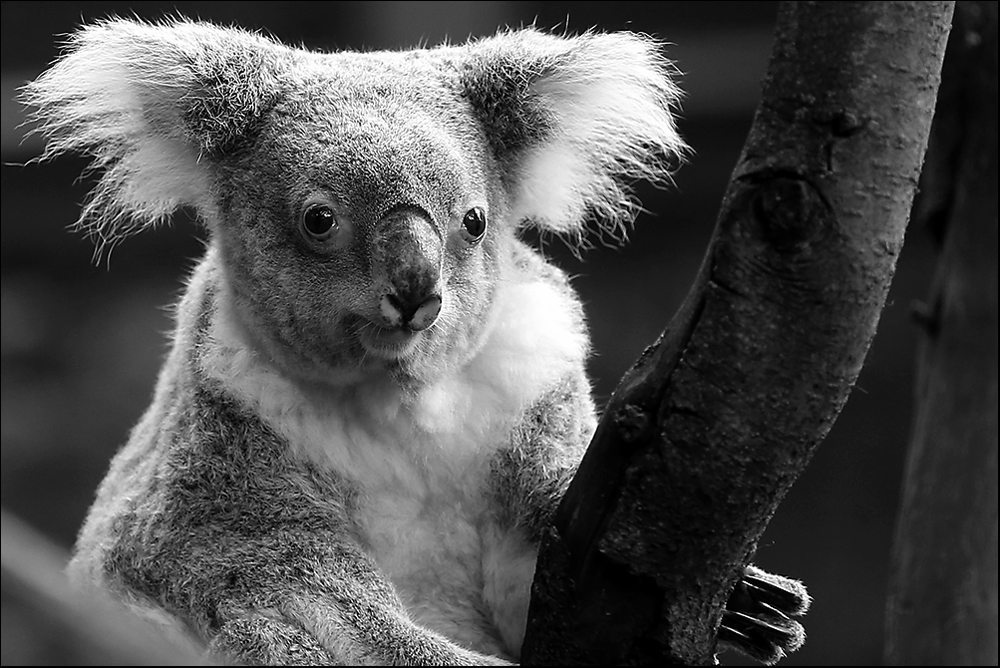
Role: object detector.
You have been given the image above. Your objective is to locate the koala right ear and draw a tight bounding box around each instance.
[456,29,688,245]
[21,18,290,249]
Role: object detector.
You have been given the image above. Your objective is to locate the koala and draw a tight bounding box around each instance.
[24,17,808,665]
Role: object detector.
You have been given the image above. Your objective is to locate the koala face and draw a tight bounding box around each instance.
[23,18,686,389]
[213,55,507,385]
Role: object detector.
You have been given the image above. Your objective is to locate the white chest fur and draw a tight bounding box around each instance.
[201,278,588,655]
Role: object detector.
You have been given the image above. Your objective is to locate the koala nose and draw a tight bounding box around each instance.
[380,292,442,331]
[372,207,443,331]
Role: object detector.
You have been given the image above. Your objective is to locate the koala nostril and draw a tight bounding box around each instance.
[408,294,441,332]
[380,293,442,331]
[380,294,404,327]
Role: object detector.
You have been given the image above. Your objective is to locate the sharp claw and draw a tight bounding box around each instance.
[743,573,808,615]
[717,623,751,644]
[719,609,805,665]
[719,567,810,664]
[723,610,797,646]
[719,611,786,665]
[756,600,791,622]
[742,567,811,616]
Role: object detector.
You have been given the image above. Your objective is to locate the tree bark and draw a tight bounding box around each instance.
[522,2,954,665]
[885,2,999,665]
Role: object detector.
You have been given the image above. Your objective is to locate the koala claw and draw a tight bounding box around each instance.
[718,565,810,665]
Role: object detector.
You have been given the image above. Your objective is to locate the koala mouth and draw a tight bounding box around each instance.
[358,323,423,360]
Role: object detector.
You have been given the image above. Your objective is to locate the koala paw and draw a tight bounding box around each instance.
[718,564,811,665]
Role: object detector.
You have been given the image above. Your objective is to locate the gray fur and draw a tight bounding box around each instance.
[24,17,686,665]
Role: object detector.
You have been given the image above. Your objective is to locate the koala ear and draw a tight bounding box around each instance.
[458,29,688,243]
[21,18,289,249]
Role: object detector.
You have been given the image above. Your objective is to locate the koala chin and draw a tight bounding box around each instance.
[24,16,805,666]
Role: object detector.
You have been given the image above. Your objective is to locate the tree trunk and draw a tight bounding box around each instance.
[522,2,954,665]
[885,2,999,665]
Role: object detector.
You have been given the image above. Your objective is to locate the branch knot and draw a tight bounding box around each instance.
[614,404,652,444]
[750,176,829,252]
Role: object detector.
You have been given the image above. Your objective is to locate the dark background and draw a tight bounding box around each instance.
[1,2,940,665]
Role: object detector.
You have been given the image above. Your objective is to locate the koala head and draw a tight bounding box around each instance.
[24,18,685,387]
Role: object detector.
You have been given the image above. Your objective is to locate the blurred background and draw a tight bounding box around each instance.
[1,1,942,664]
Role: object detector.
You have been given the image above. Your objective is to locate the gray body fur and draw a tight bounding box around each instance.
[24,18,685,664]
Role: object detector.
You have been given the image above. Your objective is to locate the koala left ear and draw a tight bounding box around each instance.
[457,29,688,243]
[21,17,290,250]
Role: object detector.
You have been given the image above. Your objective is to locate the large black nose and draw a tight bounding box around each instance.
[372,207,443,331]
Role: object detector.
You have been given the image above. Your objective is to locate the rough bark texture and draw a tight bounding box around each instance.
[521,2,954,665]
[885,2,999,665]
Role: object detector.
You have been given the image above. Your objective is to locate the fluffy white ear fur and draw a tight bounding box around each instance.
[21,18,286,251]
[465,30,688,244]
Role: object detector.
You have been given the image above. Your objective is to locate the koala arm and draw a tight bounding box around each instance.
[477,254,598,653]
[79,389,512,667]
[148,533,512,666]
[205,551,512,667]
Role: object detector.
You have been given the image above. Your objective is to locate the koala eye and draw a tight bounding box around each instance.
[461,207,488,243]
[301,204,339,241]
